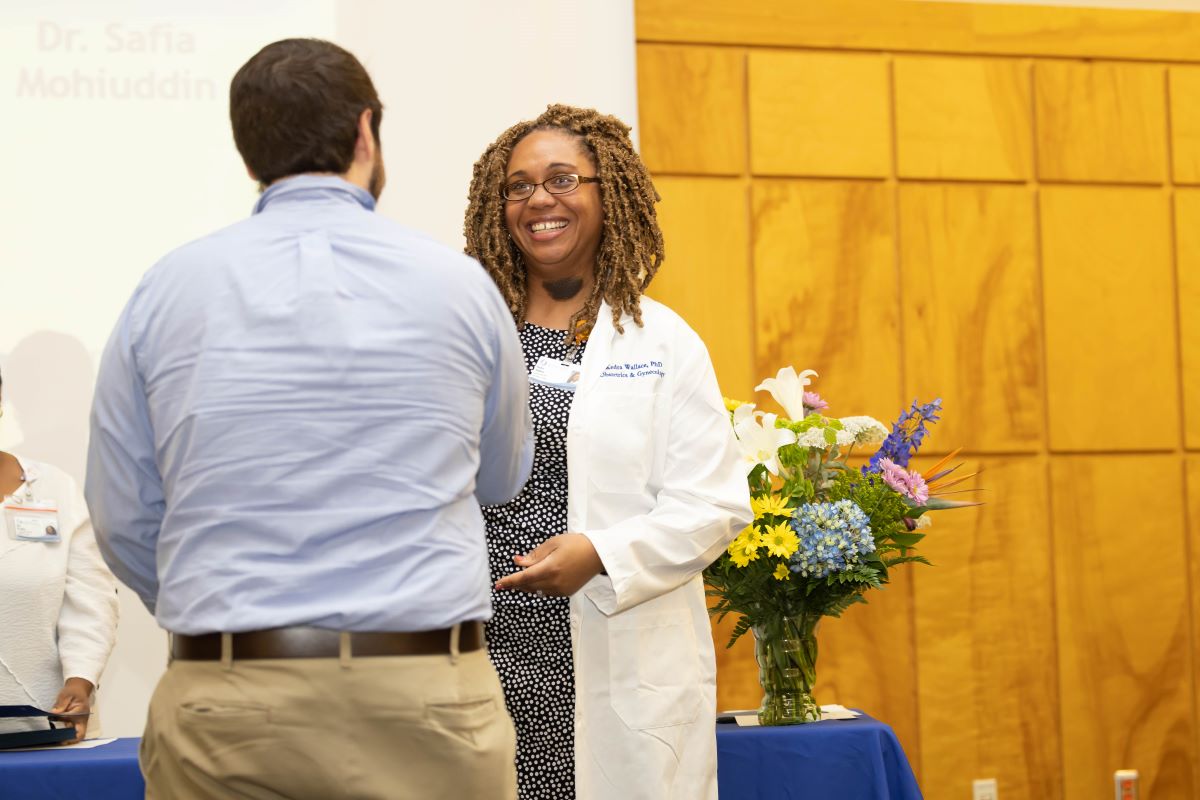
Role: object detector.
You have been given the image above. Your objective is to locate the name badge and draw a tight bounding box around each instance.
[2,500,61,543]
[530,356,582,393]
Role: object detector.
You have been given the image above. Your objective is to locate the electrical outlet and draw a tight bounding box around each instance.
[972,778,998,800]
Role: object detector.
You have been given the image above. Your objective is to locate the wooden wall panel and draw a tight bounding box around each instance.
[1170,67,1200,185]
[894,56,1032,181]
[711,611,759,714]
[1034,62,1167,184]
[648,177,754,397]
[1188,456,1200,789]
[1174,190,1200,450]
[637,0,1200,61]
[751,180,901,422]
[637,4,1199,797]
[1052,455,1195,799]
[747,51,890,178]
[914,456,1060,800]
[636,45,746,175]
[898,184,1042,453]
[1040,187,1178,451]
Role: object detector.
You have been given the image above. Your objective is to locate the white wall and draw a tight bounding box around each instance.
[0,0,636,737]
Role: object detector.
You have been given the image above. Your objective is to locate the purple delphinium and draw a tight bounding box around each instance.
[865,398,942,473]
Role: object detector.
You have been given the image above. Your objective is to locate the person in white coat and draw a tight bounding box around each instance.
[464,104,752,800]
[0,369,118,741]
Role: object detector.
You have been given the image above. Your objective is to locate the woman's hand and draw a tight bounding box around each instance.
[495,533,604,597]
[51,677,94,742]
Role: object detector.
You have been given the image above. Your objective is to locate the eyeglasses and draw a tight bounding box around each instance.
[500,174,599,202]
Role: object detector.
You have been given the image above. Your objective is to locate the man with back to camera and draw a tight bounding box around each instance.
[85,38,532,799]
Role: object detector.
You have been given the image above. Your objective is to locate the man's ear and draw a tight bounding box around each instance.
[244,163,258,182]
[354,108,376,163]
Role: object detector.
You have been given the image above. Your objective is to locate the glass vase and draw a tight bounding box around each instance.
[752,613,821,725]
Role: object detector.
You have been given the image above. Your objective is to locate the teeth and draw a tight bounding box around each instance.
[530,220,567,233]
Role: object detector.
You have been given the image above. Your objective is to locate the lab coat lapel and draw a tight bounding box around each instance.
[578,301,616,395]
[567,302,618,535]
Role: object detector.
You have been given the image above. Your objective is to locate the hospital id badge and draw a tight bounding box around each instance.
[2,500,61,542]
[530,356,582,392]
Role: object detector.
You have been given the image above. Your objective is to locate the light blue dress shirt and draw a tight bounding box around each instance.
[86,175,533,635]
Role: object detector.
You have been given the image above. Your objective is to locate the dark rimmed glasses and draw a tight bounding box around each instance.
[500,173,599,201]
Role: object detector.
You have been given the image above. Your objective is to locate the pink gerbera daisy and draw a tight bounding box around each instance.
[878,458,930,505]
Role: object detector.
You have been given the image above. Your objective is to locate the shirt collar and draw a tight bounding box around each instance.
[8,454,39,502]
[252,174,376,215]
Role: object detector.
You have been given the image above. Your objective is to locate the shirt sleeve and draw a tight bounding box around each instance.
[57,479,119,686]
[85,292,166,613]
[580,328,753,615]
[474,286,534,506]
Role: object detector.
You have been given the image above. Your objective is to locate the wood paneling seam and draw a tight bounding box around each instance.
[635,38,1200,68]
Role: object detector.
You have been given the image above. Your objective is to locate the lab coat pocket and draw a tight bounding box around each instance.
[608,610,702,730]
[588,392,655,494]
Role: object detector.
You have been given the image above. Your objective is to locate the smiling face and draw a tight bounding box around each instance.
[503,129,604,284]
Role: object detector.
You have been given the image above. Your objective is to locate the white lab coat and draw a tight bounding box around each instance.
[0,457,118,735]
[568,297,752,799]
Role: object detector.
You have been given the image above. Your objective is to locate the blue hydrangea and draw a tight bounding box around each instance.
[788,500,876,579]
[865,398,942,473]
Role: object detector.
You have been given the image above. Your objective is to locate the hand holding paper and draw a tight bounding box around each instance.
[50,677,94,742]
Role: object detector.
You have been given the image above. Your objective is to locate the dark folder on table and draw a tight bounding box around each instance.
[0,705,83,749]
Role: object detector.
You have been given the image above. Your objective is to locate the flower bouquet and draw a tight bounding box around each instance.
[706,367,977,725]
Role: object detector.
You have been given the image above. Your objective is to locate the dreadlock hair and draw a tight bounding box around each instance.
[463,104,664,337]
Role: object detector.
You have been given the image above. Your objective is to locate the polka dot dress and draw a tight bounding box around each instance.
[483,323,584,800]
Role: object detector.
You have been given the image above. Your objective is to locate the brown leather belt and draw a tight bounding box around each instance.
[171,622,484,661]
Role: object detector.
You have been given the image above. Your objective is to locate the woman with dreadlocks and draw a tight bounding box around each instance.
[464,105,751,800]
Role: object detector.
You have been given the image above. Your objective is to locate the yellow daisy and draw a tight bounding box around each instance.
[723,396,750,413]
[773,562,791,581]
[747,526,766,555]
[726,526,762,567]
[751,494,791,519]
[727,525,757,552]
[761,522,800,559]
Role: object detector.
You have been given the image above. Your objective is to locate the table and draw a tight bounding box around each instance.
[0,718,920,800]
[717,713,923,800]
[0,738,143,800]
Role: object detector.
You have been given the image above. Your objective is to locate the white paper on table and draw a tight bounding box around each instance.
[0,737,116,752]
[818,704,862,721]
[722,705,862,727]
[720,709,760,727]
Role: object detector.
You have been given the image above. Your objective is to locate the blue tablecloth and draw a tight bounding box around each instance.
[717,714,923,800]
[0,738,143,800]
[0,718,920,799]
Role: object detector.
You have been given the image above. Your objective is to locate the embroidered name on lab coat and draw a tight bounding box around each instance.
[599,361,665,379]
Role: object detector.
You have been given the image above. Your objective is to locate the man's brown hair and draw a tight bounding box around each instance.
[230,38,383,186]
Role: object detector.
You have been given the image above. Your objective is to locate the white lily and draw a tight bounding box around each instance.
[733,411,797,475]
[732,402,758,427]
[755,367,819,421]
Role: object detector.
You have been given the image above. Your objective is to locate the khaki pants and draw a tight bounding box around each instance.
[140,642,516,800]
